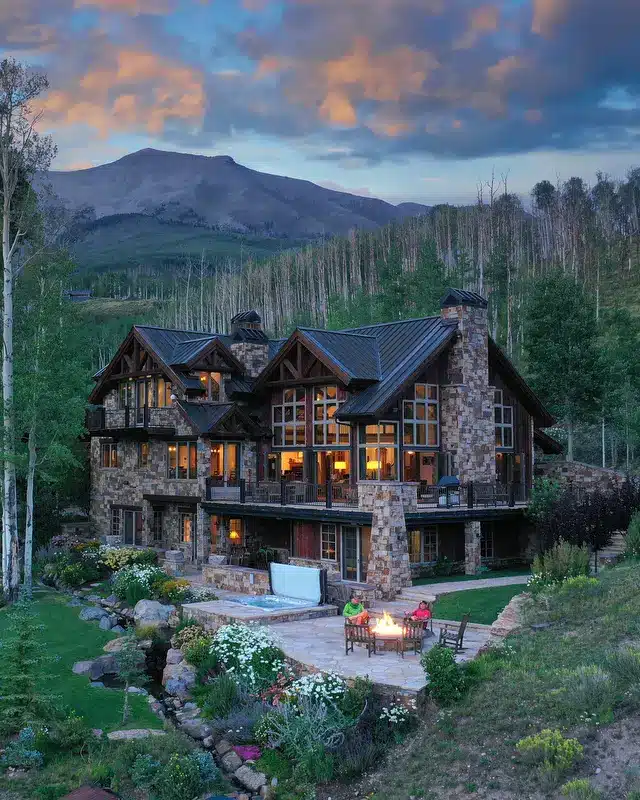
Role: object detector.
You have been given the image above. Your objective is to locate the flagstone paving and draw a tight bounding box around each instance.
[273,615,492,694]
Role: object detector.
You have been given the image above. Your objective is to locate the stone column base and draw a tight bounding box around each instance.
[464,520,482,575]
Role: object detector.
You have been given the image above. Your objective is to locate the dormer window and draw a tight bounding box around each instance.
[199,372,221,401]
[495,389,514,448]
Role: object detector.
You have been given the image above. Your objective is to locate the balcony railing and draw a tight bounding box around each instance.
[86,406,175,432]
[207,478,358,508]
[206,478,527,509]
[416,481,528,509]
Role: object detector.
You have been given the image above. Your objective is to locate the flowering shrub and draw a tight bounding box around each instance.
[112,565,168,604]
[379,700,417,728]
[172,622,206,650]
[287,672,346,708]
[100,546,157,571]
[529,540,591,593]
[211,624,289,691]
[157,579,192,604]
[516,728,583,771]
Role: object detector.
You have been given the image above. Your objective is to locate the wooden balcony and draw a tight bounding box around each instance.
[85,406,175,437]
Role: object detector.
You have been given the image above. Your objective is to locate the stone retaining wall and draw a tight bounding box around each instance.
[202,564,271,594]
[536,461,628,491]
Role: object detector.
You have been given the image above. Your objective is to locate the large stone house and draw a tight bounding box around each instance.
[87,289,557,599]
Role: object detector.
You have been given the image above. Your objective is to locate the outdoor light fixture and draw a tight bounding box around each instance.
[229,530,240,540]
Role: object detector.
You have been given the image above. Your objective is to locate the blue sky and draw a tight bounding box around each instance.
[3,0,640,204]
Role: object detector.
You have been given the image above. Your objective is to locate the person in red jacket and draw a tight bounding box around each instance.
[408,600,432,623]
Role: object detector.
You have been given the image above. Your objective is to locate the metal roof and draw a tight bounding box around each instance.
[231,310,261,324]
[337,318,458,417]
[178,402,235,433]
[298,328,380,381]
[226,376,255,395]
[170,336,219,365]
[439,288,488,308]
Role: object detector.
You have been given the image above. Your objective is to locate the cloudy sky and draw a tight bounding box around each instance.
[2,0,639,204]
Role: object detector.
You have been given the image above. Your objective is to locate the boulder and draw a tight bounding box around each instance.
[67,598,83,608]
[72,660,94,676]
[111,625,126,634]
[104,594,119,606]
[99,616,114,631]
[79,606,108,622]
[133,600,176,628]
[165,648,184,665]
[89,654,119,681]
[202,735,215,749]
[179,718,212,740]
[103,638,126,653]
[127,686,149,695]
[86,594,102,603]
[215,739,233,756]
[107,729,166,741]
[234,765,267,792]
[221,750,243,772]
[162,661,196,699]
[90,681,105,688]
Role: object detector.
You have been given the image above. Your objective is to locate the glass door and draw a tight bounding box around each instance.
[210,443,241,486]
[341,526,361,582]
[123,510,143,546]
[135,379,146,426]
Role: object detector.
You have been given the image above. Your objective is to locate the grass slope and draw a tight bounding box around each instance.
[433,584,525,625]
[0,590,160,732]
[355,562,640,800]
[413,568,530,586]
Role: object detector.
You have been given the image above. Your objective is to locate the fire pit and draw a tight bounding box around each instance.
[371,611,403,653]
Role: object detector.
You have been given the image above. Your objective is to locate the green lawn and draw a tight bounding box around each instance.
[432,584,525,625]
[412,568,530,586]
[0,589,161,732]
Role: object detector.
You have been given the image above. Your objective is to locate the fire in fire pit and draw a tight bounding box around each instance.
[371,611,403,637]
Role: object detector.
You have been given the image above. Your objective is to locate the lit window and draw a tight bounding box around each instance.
[179,509,194,543]
[321,524,337,561]
[403,384,439,447]
[199,372,222,401]
[358,422,398,480]
[313,386,350,446]
[168,442,198,479]
[494,390,514,448]
[272,388,306,447]
[228,518,243,546]
[156,377,173,407]
[101,443,118,468]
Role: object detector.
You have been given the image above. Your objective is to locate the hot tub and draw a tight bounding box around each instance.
[224,594,317,610]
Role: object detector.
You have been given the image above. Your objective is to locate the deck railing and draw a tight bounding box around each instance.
[206,478,527,509]
[85,406,175,432]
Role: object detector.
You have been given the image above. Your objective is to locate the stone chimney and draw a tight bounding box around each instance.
[439,289,495,484]
[228,311,270,378]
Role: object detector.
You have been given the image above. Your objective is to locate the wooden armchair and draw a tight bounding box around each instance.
[399,620,424,658]
[438,613,470,653]
[345,621,376,657]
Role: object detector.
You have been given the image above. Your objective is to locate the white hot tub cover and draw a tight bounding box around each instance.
[269,562,322,605]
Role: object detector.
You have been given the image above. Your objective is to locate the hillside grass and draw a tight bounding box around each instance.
[433,584,525,625]
[0,590,160,732]
[413,568,530,586]
[357,562,640,800]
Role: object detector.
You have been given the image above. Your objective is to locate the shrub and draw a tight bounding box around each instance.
[562,666,615,719]
[184,636,215,667]
[153,753,204,800]
[264,696,352,759]
[334,726,386,779]
[0,727,44,770]
[561,778,603,799]
[111,564,168,603]
[433,555,454,576]
[530,540,591,591]
[421,645,467,705]
[158,578,192,604]
[340,676,374,719]
[130,753,161,789]
[172,621,206,650]
[287,672,347,708]
[199,673,238,719]
[625,512,640,558]
[255,748,293,781]
[100,546,157,571]
[293,744,335,784]
[211,624,289,691]
[607,647,640,686]
[254,710,283,746]
[516,729,583,778]
[36,712,93,755]
[379,700,417,730]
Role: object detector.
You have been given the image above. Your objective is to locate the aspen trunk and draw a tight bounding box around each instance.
[23,424,37,598]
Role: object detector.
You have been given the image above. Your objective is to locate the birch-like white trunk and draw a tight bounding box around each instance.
[23,424,36,598]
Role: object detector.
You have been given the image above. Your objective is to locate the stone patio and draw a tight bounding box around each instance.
[272,614,492,696]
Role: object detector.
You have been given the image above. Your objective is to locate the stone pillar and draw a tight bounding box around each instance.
[241,441,257,487]
[141,499,154,547]
[440,297,495,484]
[464,520,482,575]
[196,504,208,563]
[362,483,412,600]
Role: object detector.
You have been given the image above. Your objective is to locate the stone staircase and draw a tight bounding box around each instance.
[600,532,626,558]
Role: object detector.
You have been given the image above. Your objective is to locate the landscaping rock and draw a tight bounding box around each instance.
[162,661,196,699]
[179,718,212,740]
[133,599,176,628]
[90,681,105,688]
[202,735,214,749]
[165,648,184,665]
[221,751,243,772]
[127,686,149,695]
[86,594,102,603]
[107,729,167,741]
[72,660,94,676]
[111,625,126,634]
[138,639,153,650]
[99,616,114,631]
[103,638,126,653]
[92,729,103,738]
[67,598,83,607]
[79,606,108,622]
[183,701,198,711]
[234,765,267,793]
[89,654,119,681]
[215,739,233,756]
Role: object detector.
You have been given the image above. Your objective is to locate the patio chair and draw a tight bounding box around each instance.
[438,613,470,653]
[345,621,376,657]
[399,619,424,658]
[403,602,434,634]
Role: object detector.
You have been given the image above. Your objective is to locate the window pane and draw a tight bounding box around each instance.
[295,427,306,445]
[428,424,438,446]
[403,401,414,420]
[415,384,426,400]
[295,406,305,422]
[338,425,350,444]
[427,385,438,400]
[273,428,282,446]
[427,404,438,421]
[189,443,197,479]
[273,407,283,423]
[416,404,426,420]
[416,424,427,445]
[495,407,502,423]
[296,388,305,401]
[314,387,325,402]
[284,389,294,403]
[314,424,324,445]
[503,406,512,424]
[178,443,188,478]
[503,427,513,448]
[285,425,294,446]
[284,406,293,422]
[168,444,177,475]
[314,406,324,421]
[494,390,502,404]
[326,424,337,445]
[365,425,378,443]
[409,530,421,563]
[403,423,414,445]
[495,429,503,447]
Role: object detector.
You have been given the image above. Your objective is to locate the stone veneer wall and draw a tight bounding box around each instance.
[229,342,270,378]
[202,564,271,595]
[358,481,417,512]
[440,304,495,484]
[360,482,412,600]
[535,460,628,491]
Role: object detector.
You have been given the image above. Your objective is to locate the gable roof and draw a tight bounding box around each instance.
[337,317,458,418]
[178,401,269,437]
[489,339,554,427]
[297,328,381,381]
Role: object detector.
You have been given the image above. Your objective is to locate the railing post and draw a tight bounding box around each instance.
[508,483,515,507]
[124,407,130,428]
[467,482,474,509]
[280,477,286,505]
[446,486,451,508]
[240,478,246,503]
[326,478,333,509]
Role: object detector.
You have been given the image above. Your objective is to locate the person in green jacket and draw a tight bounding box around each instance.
[343,595,369,625]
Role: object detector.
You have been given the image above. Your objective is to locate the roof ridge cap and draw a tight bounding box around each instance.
[340,314,441,332]
[300,327,377,339]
